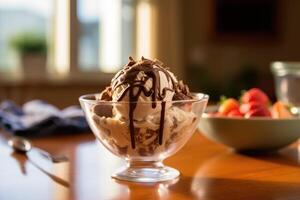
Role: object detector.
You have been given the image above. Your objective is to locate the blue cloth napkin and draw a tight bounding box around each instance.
[0,100,90,137]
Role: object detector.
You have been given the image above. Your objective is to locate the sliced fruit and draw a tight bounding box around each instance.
[245,107,271,118]
[227,109,243,117]
[272,101,293,119]
[241,88,270,106]
[218,98,240,116]
[240,101,265,114]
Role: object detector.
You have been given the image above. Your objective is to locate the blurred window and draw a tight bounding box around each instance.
[0,0,52,72]
[77,0,134,73]
[0,0,147,77]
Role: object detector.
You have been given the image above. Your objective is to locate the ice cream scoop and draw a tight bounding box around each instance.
[99,57,191,103]
[98,57,192,149]
[110,57,176,121]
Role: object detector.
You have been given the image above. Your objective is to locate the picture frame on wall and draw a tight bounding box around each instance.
[211,0,280,42]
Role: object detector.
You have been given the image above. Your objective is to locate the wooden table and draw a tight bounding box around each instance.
[1,131,300,200]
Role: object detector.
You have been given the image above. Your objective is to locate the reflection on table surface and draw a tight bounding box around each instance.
[0,132,300,200]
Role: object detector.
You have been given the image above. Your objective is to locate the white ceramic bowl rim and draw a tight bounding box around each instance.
[79,92,209,105]
[203,114,300,121]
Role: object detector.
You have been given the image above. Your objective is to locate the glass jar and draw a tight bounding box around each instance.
[271,61,300,114]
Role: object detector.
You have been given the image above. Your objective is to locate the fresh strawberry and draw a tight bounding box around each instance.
[240,101,265,114]
[241,88,270,106]
[245,107,271,118]
[227,109,243,117]
[272,101,293,119]
[218,98,239,116]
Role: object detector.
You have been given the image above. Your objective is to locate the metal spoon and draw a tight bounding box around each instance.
[8,136,68,163]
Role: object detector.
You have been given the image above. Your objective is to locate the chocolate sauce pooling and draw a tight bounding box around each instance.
[100,57,192,149]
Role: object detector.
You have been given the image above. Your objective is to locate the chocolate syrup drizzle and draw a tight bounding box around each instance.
[111,57,174,148]
[108,57,192,149]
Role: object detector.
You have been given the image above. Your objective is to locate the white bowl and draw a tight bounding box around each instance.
[198,115,300,151]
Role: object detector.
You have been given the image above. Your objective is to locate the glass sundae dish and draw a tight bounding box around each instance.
[79,57,208,182]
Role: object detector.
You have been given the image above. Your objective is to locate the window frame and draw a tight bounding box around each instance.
[65,0,137,81]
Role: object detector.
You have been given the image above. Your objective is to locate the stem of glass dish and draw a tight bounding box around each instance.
[127,160,165,169]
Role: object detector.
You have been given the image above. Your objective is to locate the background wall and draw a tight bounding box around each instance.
[181,0,300,100]
[1,0,300,106]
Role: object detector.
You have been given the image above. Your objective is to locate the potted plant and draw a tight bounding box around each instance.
[10,32,47,80]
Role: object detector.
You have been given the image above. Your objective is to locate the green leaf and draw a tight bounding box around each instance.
[10,32,47,55]
[219,95,227,105]
[238,89,247,103]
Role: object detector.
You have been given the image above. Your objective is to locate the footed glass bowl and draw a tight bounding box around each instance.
[79,93,208,182]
